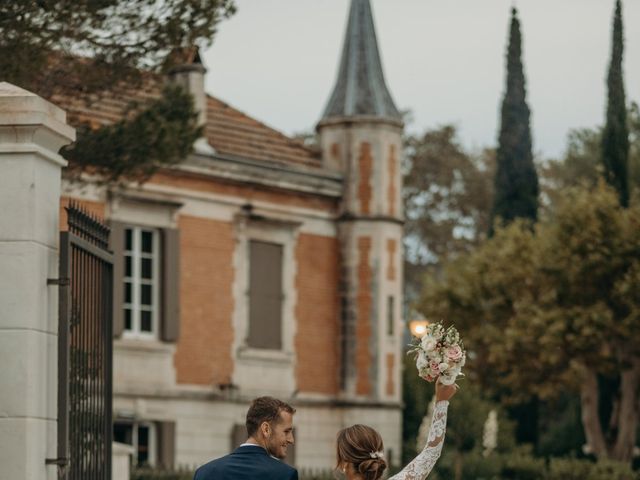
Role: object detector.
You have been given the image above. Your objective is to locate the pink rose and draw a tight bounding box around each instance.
[446,345,463,361]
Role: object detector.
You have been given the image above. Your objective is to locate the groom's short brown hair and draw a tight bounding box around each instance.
[246,396,296,436]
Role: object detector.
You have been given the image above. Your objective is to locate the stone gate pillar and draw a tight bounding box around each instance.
[0,82,75,480]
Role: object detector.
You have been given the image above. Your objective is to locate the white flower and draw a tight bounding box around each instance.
[416,351,429,371]
[438,362,449,373]
[421,335,438,352]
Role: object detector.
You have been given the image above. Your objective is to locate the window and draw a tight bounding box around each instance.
[110,221,180,342]
[247,240,283,350]
[123,227,160,338]
[114,422,157,467]
[387,296,395,336]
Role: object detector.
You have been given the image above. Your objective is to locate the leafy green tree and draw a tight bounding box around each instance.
[536,394,585,457]
[491,7,539,231]
[601,0,630,207]
[542,128,603,200]
[0,0,235,183]
[0,0,235,96]
[62,85,201,185]
[403,125,494,299]
[542,103,640,208]
[441,385,516,480]
[418,183,640,462]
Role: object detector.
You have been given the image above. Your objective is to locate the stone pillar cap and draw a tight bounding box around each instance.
[0,82,75,143]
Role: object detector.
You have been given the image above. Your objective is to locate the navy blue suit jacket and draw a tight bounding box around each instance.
[194,445,298,480]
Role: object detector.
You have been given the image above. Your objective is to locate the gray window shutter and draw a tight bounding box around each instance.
[230,424,247,452]
[248,241,283,349]
[161,228,180,342]
[156,421,176,469]
[109,221,125,338]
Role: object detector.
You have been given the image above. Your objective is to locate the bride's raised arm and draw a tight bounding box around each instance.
[389,382,456,480]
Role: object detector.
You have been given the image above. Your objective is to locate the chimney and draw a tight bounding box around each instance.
[167,47,215,155]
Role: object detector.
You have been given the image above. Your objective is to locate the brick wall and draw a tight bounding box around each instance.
[294,234,340,394]
[358,142,373,215]
[356,236,372,396]
[174,215,235,386]
[387,145,397,217]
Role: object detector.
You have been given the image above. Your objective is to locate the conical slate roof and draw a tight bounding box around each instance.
[321,0,401,122]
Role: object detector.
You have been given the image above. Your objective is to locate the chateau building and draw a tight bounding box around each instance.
[57,0,405,470]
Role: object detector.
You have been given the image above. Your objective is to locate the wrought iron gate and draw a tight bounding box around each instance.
[56,203,113,480]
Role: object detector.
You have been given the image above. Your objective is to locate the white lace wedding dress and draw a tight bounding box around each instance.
[389,400,449,480]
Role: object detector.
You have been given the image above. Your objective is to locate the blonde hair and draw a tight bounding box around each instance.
[336,424,387,480]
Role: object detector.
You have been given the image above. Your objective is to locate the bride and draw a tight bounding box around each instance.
[335,381,457,480]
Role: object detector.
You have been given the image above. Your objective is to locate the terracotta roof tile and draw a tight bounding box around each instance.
[205,96,319,167]
[50,78,321,169]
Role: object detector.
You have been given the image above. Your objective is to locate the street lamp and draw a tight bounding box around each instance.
[409,318,430,338]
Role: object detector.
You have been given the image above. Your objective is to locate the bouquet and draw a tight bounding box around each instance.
[409,322,466,385]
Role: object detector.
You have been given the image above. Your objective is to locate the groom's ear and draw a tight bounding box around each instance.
[260,421,271,438]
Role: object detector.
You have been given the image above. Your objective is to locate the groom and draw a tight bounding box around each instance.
[194,396,298,480]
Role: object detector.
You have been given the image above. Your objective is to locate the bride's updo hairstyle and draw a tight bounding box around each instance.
[336,424,388,480]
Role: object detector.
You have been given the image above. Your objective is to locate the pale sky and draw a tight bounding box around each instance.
[204,0,640,160]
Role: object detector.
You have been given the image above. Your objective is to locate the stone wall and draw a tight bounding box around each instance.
[0,83,74,480]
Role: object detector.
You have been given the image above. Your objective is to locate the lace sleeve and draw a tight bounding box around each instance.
[389,400,449,480]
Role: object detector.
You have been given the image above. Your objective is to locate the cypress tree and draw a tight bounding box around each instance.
[490,8,539,233]
[491,7,540,446]
[602,0,629,207]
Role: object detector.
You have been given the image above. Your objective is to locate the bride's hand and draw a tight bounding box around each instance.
[435,380,458,402]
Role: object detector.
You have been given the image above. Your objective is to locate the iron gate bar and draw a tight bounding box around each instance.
[57,203,113,480]
[56,231,72,470]
[69,234,114,264]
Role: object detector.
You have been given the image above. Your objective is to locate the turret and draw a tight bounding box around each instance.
[318,0,403,402]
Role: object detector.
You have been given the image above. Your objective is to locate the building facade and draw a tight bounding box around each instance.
[57,0,405,470]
